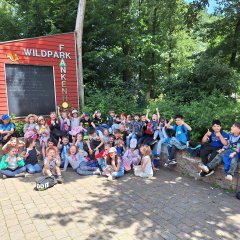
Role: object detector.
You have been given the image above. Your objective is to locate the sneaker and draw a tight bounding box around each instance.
[156,154,161,160]
[205,169,214,177]
[225,174,233,182]
[2,175,7,179]
[107,175,115,181]
[15,173,26,178]
[94,168,101,175]
[56,175,63,184]
[198,170,207,177]
[164,159,171,167]
[168,159,177,165]
[150,139,158,145]
[198,164,209,173]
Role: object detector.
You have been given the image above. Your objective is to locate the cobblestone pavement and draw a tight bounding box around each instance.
[0,168,240,240]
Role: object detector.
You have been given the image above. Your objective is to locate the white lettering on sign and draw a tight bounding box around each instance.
[60,58,68,102]
[23,44,71,59]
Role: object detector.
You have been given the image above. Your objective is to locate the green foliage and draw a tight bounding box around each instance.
[83,79,147,116]
[163,55,239,102]
[149,94,240,141]
[10,114,24,137]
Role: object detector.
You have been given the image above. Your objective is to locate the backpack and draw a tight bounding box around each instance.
[186,144,201,157]
[35,176,56,191]
[145,122,154,135]
[236,192,240,200]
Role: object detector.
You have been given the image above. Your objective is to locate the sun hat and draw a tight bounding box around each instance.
[130,138,137,148]
[26,114,38,122]
[108,147,117,153]
[1,114,10,121]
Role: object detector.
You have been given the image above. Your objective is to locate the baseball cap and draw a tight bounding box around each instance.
[108,147,117,153]
[2,114,10,121]
[85,112,90,117]
[72,109,78,114]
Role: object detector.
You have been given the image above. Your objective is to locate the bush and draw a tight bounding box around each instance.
[84,82,147,117]
[148,94,240,141]
[10,114,24,137]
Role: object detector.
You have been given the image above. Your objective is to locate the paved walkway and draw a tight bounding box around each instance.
[0,168,240,240]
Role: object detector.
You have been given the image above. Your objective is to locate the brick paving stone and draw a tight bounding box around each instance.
[0,168,240,240]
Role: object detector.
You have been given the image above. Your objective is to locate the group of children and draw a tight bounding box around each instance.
[0,108,239,185]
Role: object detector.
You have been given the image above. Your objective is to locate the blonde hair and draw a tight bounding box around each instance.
[140,145,153,160]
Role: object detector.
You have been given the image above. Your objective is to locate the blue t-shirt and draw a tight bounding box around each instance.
[172,125,188,144]
[0,123,15,140]
[209,131,229,148]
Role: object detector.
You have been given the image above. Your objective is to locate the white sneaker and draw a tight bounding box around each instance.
[225,174,233,182]
[2,175,7,179]
[198,164,209,173]
[107,175,114,181]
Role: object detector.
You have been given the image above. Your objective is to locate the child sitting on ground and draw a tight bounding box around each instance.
[122,139,141,171]
[42,147,63,183]
[0,146,26,178]
[64,145,101,175]
[2,137,25,155]
[24,138,42,174]
[164,114,192,166]
[134,145,153,178]
[115,138,126,156]
[102,147,124,180]
[95,143,110,171]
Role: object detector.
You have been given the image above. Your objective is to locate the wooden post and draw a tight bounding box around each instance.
[75,0,86,109]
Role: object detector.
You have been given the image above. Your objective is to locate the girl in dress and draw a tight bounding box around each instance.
[37,116,50,158]
[134,145,153,178]
[23,114,38,140]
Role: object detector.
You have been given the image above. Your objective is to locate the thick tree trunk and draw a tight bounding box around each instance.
[75,0,86,109]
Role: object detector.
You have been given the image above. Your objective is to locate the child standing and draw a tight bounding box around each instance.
[64,145,101,175]
[134,145,153,178]
[122,138,141,171]
[164,114,192,166]
[69,110,83,140]
[37,116,50,158]
[103,147,124,180]
[24,138,42,174]
[47,111,63,144]
[0,146,26,178]
[58,110,71,135]
[152,117,169,159]
[43,147,63,183]
[24,114,38,140]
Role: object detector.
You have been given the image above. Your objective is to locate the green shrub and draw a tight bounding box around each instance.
[149,94,239,141]
[10,114,24,137]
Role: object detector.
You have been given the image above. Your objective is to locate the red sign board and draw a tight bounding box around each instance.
[0,32,78,117]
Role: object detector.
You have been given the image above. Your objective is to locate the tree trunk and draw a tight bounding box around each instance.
[75,0,86,109]
[230,18,240,67]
